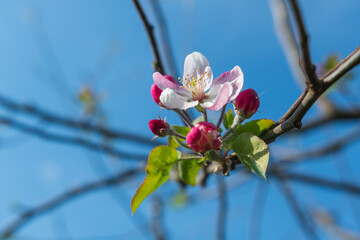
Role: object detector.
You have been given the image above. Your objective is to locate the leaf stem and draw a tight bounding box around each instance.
[168,129,186,140]
[220,115,245,141]
[174,109,194,128]
[217,105,227,129]
[173,137,193,150]
[203,109,208,122]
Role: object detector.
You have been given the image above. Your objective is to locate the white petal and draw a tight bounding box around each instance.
[183,52,211,80]
[203,65,213,92]
[201,83,233,111]
[160,88,198,110]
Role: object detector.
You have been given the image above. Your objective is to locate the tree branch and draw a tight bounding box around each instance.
[262,46,360,143]
[0,94,160,146]
[296,108,360,133]
[279,125,360,164]
[0,115,147,160]
[288,0,319,90]
[132,0,164,74]
[277,177,319,240]
[270,170,360,196]
[0,168,143,239]
[216,177,227,240]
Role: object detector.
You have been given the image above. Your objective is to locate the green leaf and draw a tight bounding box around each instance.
[223,109,235,130]
[178,158,202,186]
[192,115,204,125]
[221,119,274,151]
[168,126,191,149]
[234,119,274,136]
[232,132,270,181]
[131,146,179,214]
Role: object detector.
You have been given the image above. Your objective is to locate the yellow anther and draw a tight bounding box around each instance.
[178,77,181,80]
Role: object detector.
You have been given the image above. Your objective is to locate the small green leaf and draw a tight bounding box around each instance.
[235,119,275,136]
[131,146,179,214]
[232,132,269,181]
[223,109,235,130]
[192,115,204,125]
[178,159,202,186]
[168,126,191,149]
[204,150,222,162]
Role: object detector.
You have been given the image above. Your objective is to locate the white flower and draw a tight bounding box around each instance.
[153,52,244,111]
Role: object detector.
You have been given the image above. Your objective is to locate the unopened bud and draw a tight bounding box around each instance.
[234,89,259,118]
[148,119,169,137]
[186,122,221,153]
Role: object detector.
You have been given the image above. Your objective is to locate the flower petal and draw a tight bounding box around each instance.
[212,66,244,100]
[160,88,198,110]
[202,65,213,92]
[201,83,233,111]
[183,52,212,80]
[153,72,179,90]
[153,72,190,97]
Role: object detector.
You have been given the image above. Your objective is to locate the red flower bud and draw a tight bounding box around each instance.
[186,122,221,153]
[234,89,259,118]
[149,119,169,137]
[151,75,177,105]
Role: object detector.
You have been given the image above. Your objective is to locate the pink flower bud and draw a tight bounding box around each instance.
[234,89,259,118]
[186,122,221,153]
[149,119,169,137]
[151,75,177,105]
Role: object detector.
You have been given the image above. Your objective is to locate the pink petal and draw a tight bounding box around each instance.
[153,72,179,90]
[212,66,244,100]
[153,72,190,98]
[201,83,233,111]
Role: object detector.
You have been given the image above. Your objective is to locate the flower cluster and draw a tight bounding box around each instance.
[148,52,260,153]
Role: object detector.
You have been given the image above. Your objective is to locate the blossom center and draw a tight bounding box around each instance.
[179,70,209,101]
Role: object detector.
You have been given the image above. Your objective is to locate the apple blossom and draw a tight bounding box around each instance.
[186,121,221,153]
[153,52,244,111]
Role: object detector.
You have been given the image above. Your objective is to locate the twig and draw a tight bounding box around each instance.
[270,170,360,196]
[248,182,268,240]
[0,94,160,146]
[0,115,147,160]
[277,176,319,240]
[321,46,360,88]
[298,109,360,133]
[262,46,360,143]
[216,176,227,240]
[268,0,306,86]
[151,196,167,240]
[132,0,164,74]
[149,0,178,77]
[174,109,194,128]
[217,105,227,129]
[279,125,360,164]
[0,168,143,239]
[276,88,308,125]
[220,115,244,141]
[203,109,208,122]
[288,0,319,90]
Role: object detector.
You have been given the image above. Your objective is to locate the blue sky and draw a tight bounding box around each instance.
[0,0,359,239]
